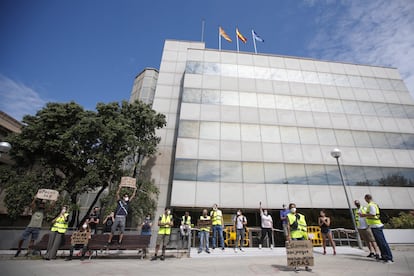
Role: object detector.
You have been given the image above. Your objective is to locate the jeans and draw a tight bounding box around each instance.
[199,231,210,251]
[235,228,245,249]
[260,228,273,246]
[371,226,393,261]
[212,225,224,248]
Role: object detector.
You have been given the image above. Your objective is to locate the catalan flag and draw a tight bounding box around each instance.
[236,28,247,43]
[219,26,232,42]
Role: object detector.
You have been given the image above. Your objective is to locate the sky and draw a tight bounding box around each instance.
[1,0,413,121]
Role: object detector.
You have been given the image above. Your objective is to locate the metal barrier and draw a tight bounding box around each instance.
[307,226,323,246]
[331,228,359,246]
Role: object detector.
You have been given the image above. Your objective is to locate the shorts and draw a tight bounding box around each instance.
[321,227,331,234]
[156,233,170,246]
[358,228,375,242]
[111,216,126,234]
[21,227,40,241]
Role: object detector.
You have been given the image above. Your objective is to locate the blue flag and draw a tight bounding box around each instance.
[252,30,264,42]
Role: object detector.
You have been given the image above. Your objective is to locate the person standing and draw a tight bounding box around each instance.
[87,206,100,235]
[44,205,69,260]
[107,186,136,245]
[180,211,192,238]
[141,214,152,236]
[233,209,247,252]
[198,209,211,254]
[318,210,336,255]
[259,202,273,249]
[103,211,115,234]
[286,203,311,272]
[65,222,91,261]
[280,204,290,240]
[210,203,225,250]
[361,194,393,263]
[354,200,381,259]
[151,207,173,261]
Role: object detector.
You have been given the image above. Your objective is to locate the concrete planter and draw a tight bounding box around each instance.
[384,229,414,244]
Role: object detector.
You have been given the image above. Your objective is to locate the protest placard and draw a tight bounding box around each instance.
[197,219,212,228]
[286,240,314,267]
[70,231,89,245]
[119,176,137,189]
[36,189,59,201]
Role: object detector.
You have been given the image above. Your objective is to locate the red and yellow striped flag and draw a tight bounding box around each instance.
[219,26,232,42]
[236,28,247,43]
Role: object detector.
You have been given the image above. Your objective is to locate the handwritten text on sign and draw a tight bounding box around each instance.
[71,231,89,245]
[286,240,314,267]
[119,177,137,189]
[36,189,59,201]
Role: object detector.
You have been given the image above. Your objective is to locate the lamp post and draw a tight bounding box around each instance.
[330,148,363,249]
[0,141,12,158]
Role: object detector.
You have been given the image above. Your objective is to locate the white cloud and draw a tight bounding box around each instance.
[0,74,48,121]
[307,0,414,96]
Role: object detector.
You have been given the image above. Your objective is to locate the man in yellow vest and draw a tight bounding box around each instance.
[180,211,191,238]
[198,209,211,254]
[353,200,381,259]
[151,207,173,261]
[210,203,225,250]
[286,203,311,272]
[44,205,69,260]
[360,194,393,263]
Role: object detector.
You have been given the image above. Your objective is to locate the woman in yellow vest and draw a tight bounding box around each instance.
[44,205,69,260]
[151,207,173,261]
[198,209,211,254]
[286,203,312,272]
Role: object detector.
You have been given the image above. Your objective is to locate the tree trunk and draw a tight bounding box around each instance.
[79,185,107,224]
[69,194,78,227]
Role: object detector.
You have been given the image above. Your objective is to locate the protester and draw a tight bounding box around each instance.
[210,203,225,250]
[151,207,173,261]
[286,203,311,272]
[318,210,336,255]
[87,206,100,235]
[107,186,136,245]
[361,194,394,263]
[180,211,191,239]
[233,209,247,252]
[141,214,152,236]
[65,222,91,261]
[354,200,381,259]
[15,197,50,257]
[103,211,115,234]
[198,209,211,254]
[280,204,290,240]
[259,201,273,249]
[44,205,69,260]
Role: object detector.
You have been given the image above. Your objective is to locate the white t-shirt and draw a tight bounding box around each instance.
[234,215,247,230]
[357,206,368,229]
[260,211,273,229]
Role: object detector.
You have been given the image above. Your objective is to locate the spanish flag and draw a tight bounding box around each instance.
[236,28,247,43]
[219,26,232,42]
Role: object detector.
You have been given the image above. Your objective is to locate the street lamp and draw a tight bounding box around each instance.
[0,141,12,158]
[330,148,363,249]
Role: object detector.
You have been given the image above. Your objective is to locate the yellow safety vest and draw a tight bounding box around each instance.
[210,210,223,226]
[182,215,191,225]
[353,209,360,228]
[287,213,307,239]
[366,202,382,226]
[199,215,211,232]
[51,213,69,234]
[158,214,173,235]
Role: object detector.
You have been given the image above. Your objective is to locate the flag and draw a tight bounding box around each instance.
[236,28,247,43]
[252,30,264,42]
[219,26,232,42]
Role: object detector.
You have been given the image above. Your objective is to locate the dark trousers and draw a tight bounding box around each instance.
[45,231,64,259]
[371,226,393,261]
[260,228,273,246]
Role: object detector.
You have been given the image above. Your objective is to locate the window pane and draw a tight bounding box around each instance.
[352,131,372,147]
[264,163,286,183]
[200,122,220,140]
[298,128,319,145]
[241,124,261,142]
[343,166,366,186]
[221,161,242,182]
[197,160,220,182]
[285,164,308,184]
[389,104,407,118]
[242,162,264,183]
[173,159,197,181]
[305,164,328,185]
[221,91,239,106]
[398,168,414,186]
[358,102,376,116]
[342,100,360,114]
[363,166,384,185]
[178,120,200,138]
[280,126,300,144]
[221,123,241,141]
[385,133,406,149]
[202,89,220,104]
[317,129,337,145]
[335,130,355,147]
[261,125,281,143]
[182,88,201,103]
[402,134,414,149]
[368,132,389,148]
[325,165,341,185]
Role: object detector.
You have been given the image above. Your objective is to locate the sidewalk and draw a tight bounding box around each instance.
[1,245,413,275]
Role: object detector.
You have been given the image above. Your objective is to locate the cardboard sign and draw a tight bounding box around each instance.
[71,231,89,245]
[36,189,59,201]
[197,219,211,228]
[286,240,314,267]
[119,177,137,189]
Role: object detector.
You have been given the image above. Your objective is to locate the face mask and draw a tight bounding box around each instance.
[290,208,296,213]
[213,207,217,211]
[264,211,268,216]
[167,210,171,215]
[82,224,87,229]
[124,197,129,202]
[237,211,241,216]
[146,216,150,220]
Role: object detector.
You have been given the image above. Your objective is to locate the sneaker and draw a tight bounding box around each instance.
[375,254,381,260]
[270,244,274,249]
[234,249,238,253]
[240,248,244,252]
[160,255,165,261]
[221,247,225,251]
[305,266,312,272]
[14,250,21,257]
[80,257,85,261]
[384,260,394,264]
[65,257,72,261]
[151,255,158,261]
[206,250,210,254]
[294,267,299,273]
[367,252,375,258]
[259,244,262,249]
[198,249,202,254]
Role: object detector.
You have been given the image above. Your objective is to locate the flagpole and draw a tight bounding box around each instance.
[219,27,221,51]
[252,30,257,54]
[236,28,240,52]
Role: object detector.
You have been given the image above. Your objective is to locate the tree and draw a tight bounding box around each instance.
[385,212,414,229]
[4,100,166,226]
